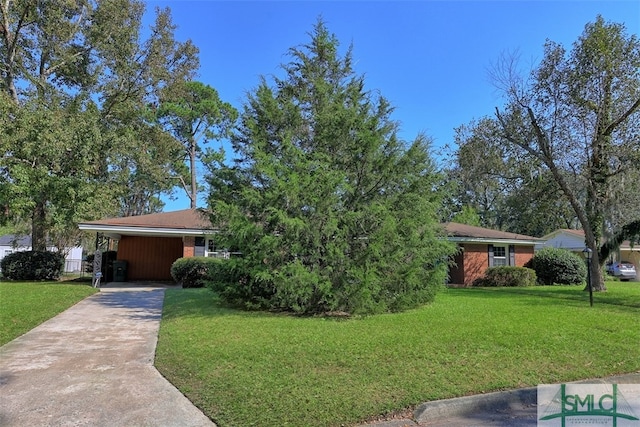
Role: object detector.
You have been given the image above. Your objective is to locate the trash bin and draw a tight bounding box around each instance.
[113,260,128,282]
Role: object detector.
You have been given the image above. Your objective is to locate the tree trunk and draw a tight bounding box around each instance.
[189,138,197,209]
[31,200,47,252]
[591,260,606,291]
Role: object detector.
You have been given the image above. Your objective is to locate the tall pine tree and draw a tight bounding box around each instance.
[208,20,454,315]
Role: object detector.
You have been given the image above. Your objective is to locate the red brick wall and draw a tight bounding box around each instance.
[449,244,535,287]
[515,245,534,267]
[461,244,488,286]
[183,236,195,257]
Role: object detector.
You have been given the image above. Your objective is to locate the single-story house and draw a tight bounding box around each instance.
[539,228,639,278]
[0,234,84,272]
[444,222,540,287]
[79,211,544,284]
[78,209,221,281]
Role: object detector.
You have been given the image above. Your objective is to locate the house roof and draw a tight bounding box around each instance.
[0,234,31,247]
[78,209,216,238]
[541,228,636,250]
[444,222,540,245]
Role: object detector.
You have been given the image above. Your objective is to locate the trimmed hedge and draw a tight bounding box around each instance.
[527,247,587,285]
[171,257,227,288]
[0,251,65,280]
[473,266,537,287]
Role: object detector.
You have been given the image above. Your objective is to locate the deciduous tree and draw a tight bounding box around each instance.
[0,1,199,249]
[492,16,640,290]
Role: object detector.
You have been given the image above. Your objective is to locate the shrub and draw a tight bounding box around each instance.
[529,247,587,285]
[206,258,259,305]
[473,266,537,287]
[0,251,65,280]
[171,257,226,288]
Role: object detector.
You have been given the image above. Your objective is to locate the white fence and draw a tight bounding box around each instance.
[64,259,83,273]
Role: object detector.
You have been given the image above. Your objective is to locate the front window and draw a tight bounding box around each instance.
[493,245,507,266]
[206,238,229,259]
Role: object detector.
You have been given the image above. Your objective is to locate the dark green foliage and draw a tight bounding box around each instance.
[528,247,587,285]
[171,257,226,288]
[205,258,257,305]
[207,21,455,315]
[473,266,537,287]
[0,251,65,280]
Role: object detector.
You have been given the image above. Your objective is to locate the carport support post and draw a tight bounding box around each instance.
[583,247,593,307]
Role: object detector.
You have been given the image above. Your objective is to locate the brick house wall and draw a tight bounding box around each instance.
[450,243,536,287]
[183,236,195,257]
[515,245,534,267]
[461,244,488,286]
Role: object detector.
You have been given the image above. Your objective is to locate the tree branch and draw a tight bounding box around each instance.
[603,97,640,136]
[600,219,640,261]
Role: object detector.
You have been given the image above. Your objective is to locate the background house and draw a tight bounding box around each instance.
[539,229,639,280]
[78,209,220,282]
[445,223,540,287]
[0,234,83,273]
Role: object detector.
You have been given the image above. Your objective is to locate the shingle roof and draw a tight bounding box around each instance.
[542,228,636,249]
[444,222,540,243]
[0,234,31,247]
[80,209,213,230]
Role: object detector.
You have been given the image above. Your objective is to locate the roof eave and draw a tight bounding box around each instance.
[78,223,217,237]
[448,237,540,245]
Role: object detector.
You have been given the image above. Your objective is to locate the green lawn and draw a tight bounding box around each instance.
[0,281,98,346]
[155,283,640,427]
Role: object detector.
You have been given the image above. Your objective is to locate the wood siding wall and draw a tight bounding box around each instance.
[117,236,183,281]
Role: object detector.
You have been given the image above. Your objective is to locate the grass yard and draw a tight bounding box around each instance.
[155,282,640,427]
[0,281,98,346]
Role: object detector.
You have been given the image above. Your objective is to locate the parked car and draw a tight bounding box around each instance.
[606,261,637,281]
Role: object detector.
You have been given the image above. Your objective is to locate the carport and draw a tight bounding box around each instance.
[79,209,217,282]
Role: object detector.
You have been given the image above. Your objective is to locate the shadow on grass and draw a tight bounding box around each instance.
[445,285,640,310]
[161,288,276,321]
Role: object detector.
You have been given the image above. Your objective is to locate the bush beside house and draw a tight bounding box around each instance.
[0,251,65,280]
[472,266,537,287]
[171,257,228,288]
[526,247,587,285]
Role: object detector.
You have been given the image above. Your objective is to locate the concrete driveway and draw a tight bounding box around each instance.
[0,284,215,427]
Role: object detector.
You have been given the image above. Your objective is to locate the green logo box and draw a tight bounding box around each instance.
[538,383,640,426]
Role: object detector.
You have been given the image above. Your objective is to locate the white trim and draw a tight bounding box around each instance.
[448,237,539,246]
[78,224,217,237]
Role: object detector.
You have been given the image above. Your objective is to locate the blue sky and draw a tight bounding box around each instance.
[144,1,640,211]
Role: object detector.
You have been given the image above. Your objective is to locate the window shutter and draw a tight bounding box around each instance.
[488,244,494,267]
[509,245,516,266]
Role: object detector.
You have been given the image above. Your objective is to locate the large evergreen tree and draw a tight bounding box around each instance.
[208,21,454,315]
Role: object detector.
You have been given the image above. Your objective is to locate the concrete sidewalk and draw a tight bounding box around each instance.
[0,284,215,427]
[362,371,640,427]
